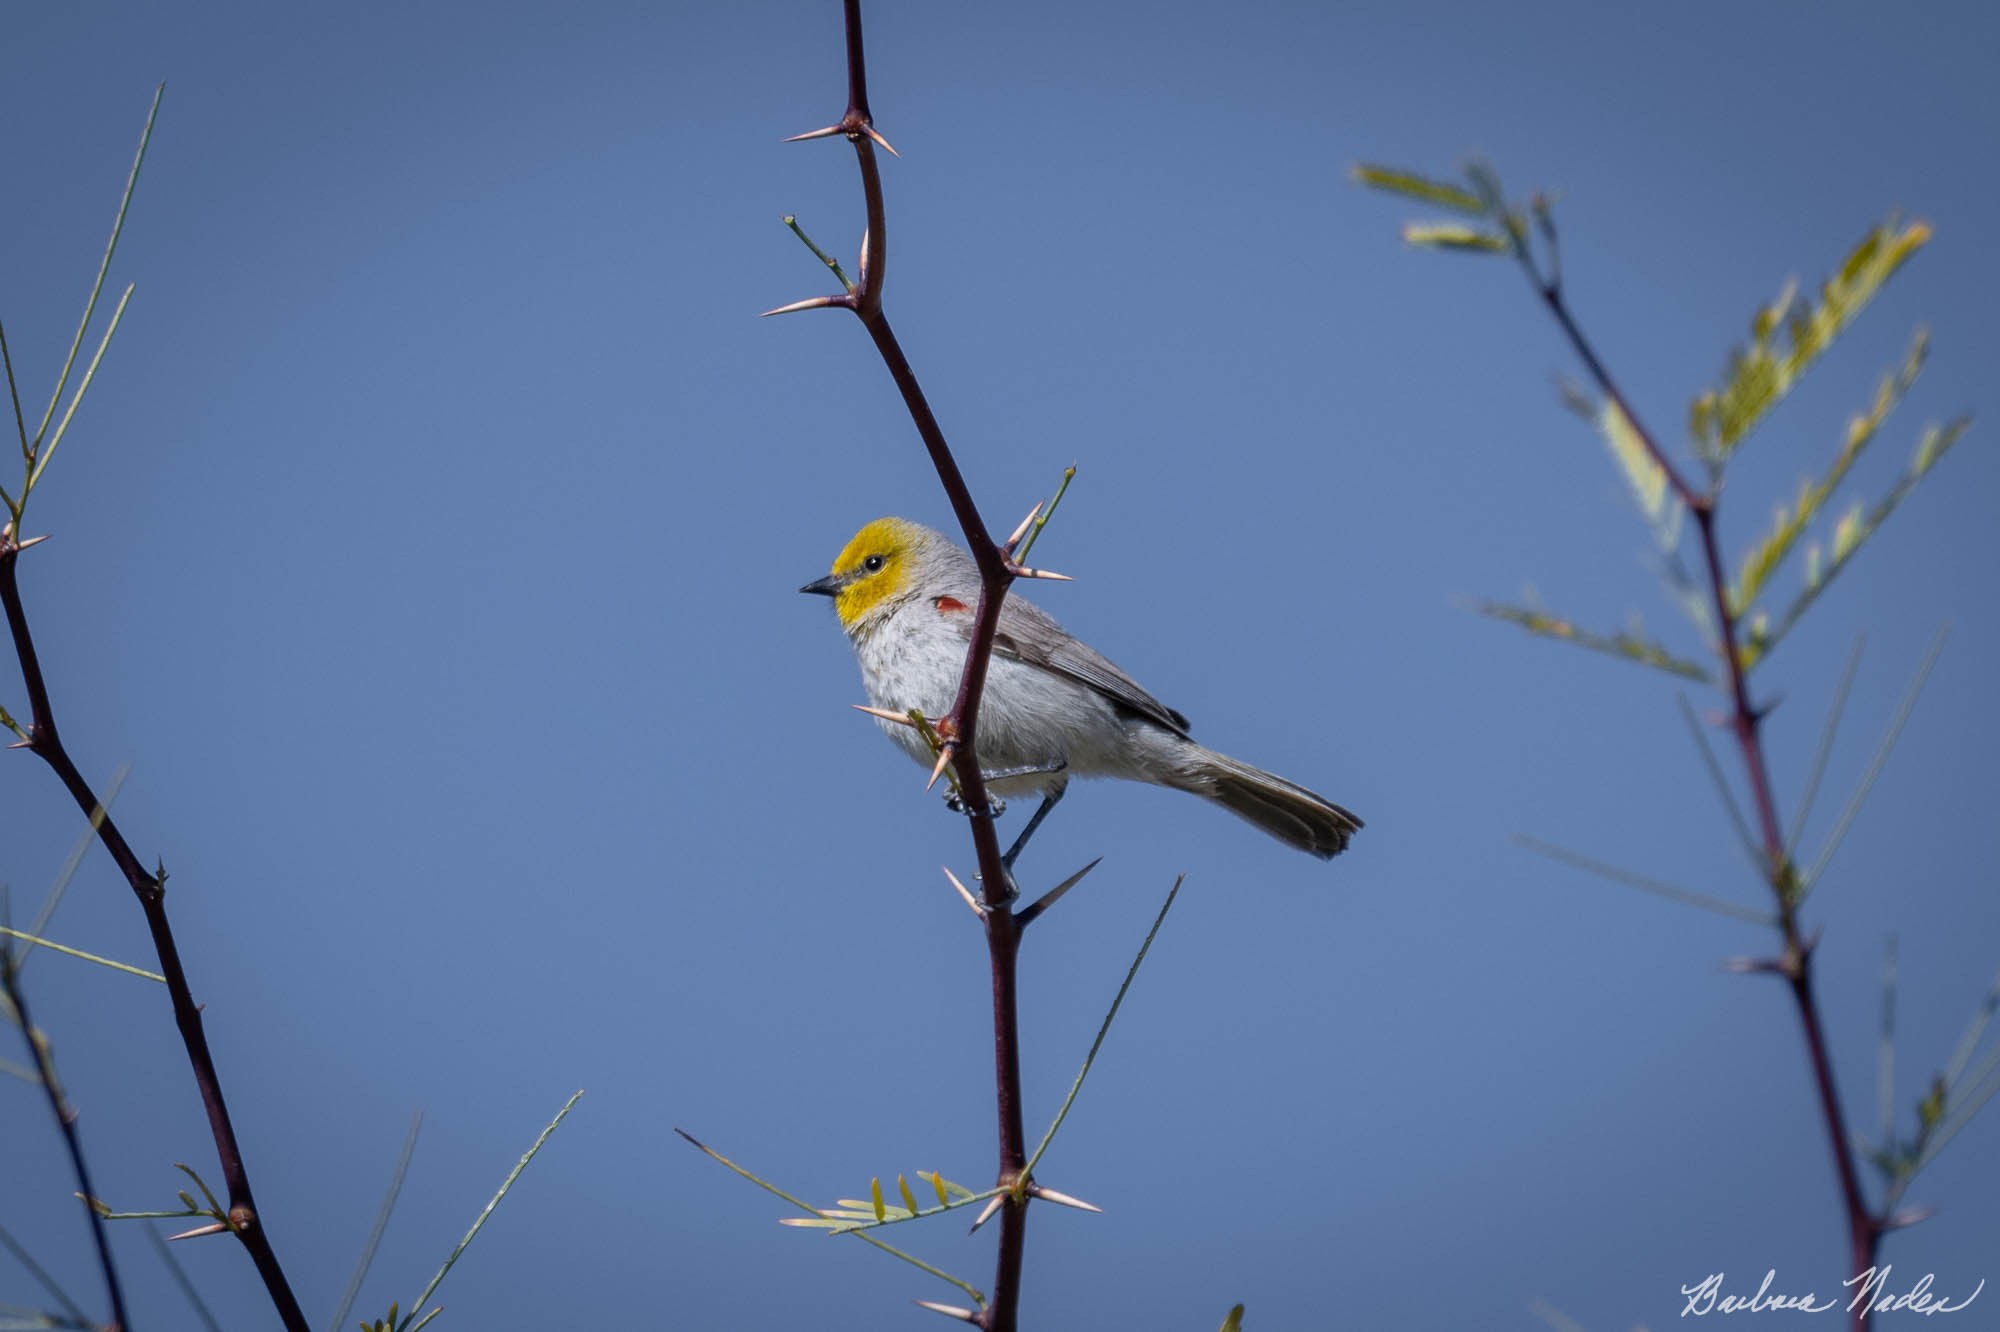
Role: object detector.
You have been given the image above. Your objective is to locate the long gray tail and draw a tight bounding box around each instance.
[1172,746,1362,860]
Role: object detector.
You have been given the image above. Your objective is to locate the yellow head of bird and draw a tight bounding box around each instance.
[799,517,926,632]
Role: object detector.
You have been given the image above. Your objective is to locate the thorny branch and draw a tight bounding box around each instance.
[775,2,1052,1324]
[1507,227,1882,1318]
[1,526,311,1332]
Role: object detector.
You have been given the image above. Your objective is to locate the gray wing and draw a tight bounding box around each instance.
[971,595,1193,737]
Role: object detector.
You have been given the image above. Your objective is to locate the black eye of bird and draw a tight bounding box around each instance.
[863,554,886,572]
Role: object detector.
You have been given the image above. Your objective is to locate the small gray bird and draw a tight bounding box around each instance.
[802,517,1361,860]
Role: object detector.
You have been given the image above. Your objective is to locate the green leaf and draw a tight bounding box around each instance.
[918,1171,976,1202]
[1584,392,1686,562]
[1728,328,1928,615]
[1401,222,1508,254]
[1691,215,1930,462]
[1473,600,1711,683]
[1747,417,1971,667]
[1349,164,1487,215]
[1220,1304,1246,1332]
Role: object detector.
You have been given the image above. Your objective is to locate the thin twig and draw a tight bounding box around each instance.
[0,926,164,982]
[1942,971,2000,1092]
[328,1111,423,1332]
[1024,877,1183,1177]
[1010,465,1075,567]
[28,86,162,480]
[395,1092,582,1332]
[1788,634,1866,855]
[1673,691,1765,875]
[0,316,29,464]
[1513,835,1773,925]
[16,763,129,973]
[1801,627,1949,896]
[674,1129,986,1308]
[0,1219,90,1327]
[1878,936,1898,1145]
[2,940,127,1331]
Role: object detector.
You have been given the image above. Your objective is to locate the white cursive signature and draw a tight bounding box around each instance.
[1846,1267,1985,1316]
[1680,1267,1984,1317]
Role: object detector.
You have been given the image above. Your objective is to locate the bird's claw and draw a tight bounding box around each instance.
[945,791,1006,819]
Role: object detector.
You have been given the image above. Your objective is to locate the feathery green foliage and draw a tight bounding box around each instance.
[776,1171,985,1235]
[1728,330,1929,618]
[1361,158,1973,681]
[1596,396,1672,528]
[1741,417,1971,669]
[1348,165,1487,215]
[1472,600,1710,683]
[1400,222,1508,254]
[1690,216,1930,464]
[1362,154,1991,1272]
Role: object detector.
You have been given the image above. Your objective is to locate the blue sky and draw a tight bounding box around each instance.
[4,2,1996,1328]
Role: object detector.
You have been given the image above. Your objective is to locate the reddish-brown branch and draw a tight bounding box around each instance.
[0,535,311,1332]
[796,2,1032,1324]
[1519,248,1881,1323]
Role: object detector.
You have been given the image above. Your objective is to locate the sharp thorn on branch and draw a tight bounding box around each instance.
[1006,564,1072,582]
[1027,1184,1102,1213]
[167,1221,231,1242]
[968,1194,1005,1234]
[926,744,954,792]
[760,295,850,318]
[1016,857,1103,928]
[913,1300,979,1323]
[1004,503,1042,554]
[854,703,919,728]
[863,125,900,157]
[1886,1205,1936,1231]
[14,534,48,551]
[942,866,986,918]
[783,125,845,143]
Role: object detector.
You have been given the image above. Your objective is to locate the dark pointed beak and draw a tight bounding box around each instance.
[799,573,846,597]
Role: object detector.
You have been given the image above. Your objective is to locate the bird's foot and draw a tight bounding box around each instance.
[945,791,1005,818]
[982,757,1069,785]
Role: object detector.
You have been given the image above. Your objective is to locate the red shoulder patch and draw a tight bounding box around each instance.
[934,596,968,613]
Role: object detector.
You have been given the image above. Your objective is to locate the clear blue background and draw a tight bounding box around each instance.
[4,2,1996,1328]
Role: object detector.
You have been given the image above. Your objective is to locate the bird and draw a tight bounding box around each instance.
[801,517,1361,862]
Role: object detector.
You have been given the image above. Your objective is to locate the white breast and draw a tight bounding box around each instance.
[850,598,1181,796]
